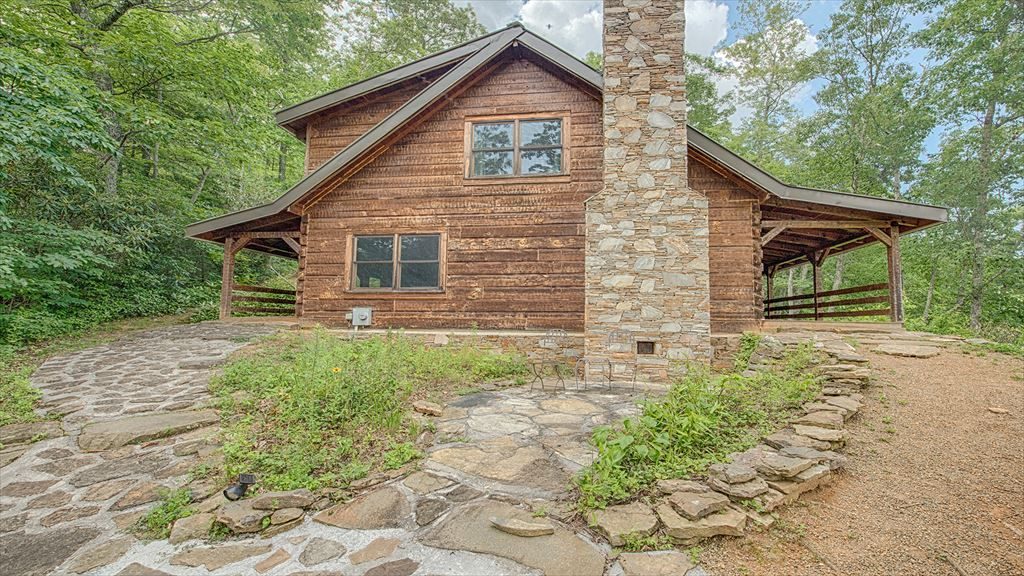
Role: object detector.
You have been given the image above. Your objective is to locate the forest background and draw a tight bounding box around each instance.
[1,0,1021,355]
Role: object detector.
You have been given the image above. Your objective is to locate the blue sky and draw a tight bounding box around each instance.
[461,0,940,151]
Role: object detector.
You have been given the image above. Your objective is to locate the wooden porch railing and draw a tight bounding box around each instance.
[229,284,296,316]
[765,282,891,321]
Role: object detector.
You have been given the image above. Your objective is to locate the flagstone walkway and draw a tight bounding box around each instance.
[0,321,670,576]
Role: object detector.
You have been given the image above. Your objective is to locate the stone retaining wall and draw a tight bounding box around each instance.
[325,329,584,365]
[591,332,872,548]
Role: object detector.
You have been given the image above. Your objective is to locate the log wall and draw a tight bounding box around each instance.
[298,55,762,333]
[300,57,600,330]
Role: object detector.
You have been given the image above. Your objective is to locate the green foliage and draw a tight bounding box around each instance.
[137,488,193,540]
[576,345,820,510]
[733,332,763,373]
[0,0,485,349]
[211,330,527,490]
[0,363,41,427]
[382,442,422,470]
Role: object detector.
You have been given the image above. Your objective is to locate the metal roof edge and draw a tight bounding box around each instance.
[274,24,523,130]
[686,127,948,223]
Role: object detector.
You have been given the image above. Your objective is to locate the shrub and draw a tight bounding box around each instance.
[576,344,821,510]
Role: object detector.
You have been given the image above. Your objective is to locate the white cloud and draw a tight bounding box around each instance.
[460,0,523,31]
[684,0,729,56]
[464,0,730,59]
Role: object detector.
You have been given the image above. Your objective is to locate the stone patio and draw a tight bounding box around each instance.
[0,321,674,576]
[0,320,975,575]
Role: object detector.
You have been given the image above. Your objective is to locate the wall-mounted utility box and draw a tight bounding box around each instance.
[350,307,372,326]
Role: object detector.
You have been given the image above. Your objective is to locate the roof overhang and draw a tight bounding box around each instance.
[188,23,947,258]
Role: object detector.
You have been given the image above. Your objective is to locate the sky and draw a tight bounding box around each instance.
[458,0,942,151]
[459,0,834,120]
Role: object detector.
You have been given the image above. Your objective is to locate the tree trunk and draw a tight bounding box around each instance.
[786,268,794,297]
[191,167,211,204]
[150,83,162,178]
[278,141,287,182]
[970,99,996,331]
[923,255,938,323]
[831,253,845,291]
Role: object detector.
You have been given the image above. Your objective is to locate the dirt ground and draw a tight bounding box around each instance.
[701,346,1024,576]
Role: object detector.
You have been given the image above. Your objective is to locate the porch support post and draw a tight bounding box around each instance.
[810,250,827,321]
[220,236,235,320]
[887,224,904,322]
[765,267,775,318]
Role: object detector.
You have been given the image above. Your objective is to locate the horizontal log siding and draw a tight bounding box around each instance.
[692,161,762,333]
[305,82,428,173]
[300,57,599,330]
[298,56,761,333]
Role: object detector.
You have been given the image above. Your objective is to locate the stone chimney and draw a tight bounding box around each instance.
[585,0,711,381]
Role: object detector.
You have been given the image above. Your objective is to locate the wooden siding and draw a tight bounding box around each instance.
[300,56,599,330]
[691,161,762,334]
[305,80,432,173]
[298,54,761,333]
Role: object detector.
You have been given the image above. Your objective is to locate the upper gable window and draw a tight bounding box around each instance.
[468,117,564,178]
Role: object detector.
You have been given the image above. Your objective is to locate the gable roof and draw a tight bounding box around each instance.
[186,23,945,242]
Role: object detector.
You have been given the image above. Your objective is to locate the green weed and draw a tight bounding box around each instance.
[211,329,527,491]
[576,345,821,510]
[0,366,41,427]
[382,442,422,470]
[733,332,762,372]
[621,532,674,552]
[136,488,193,539]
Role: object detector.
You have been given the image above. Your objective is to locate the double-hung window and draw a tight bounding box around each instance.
[352,234,441,291]
[468,117,564,178]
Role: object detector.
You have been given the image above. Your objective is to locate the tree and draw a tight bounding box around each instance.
[342,0,486,74]
[799,0,935,289]
[915,0,1024,330]
[686,53,734,139]
[720,0,818,169]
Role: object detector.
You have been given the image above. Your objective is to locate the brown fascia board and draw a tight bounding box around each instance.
[686,128,948,224]
[186,27,524,240]
[274,26,522,135]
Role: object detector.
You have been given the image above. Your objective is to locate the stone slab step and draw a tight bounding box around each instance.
[78,409,219,452]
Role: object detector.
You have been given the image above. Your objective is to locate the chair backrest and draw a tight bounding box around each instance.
[606,329,635,355]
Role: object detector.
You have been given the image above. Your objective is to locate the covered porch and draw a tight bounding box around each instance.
[759,194,944,324]
[186,212,302,320]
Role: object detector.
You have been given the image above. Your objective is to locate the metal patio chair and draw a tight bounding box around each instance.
[529,329,572,391]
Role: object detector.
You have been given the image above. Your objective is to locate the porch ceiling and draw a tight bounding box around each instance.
[187,212,301,259]
[759,197,939,272]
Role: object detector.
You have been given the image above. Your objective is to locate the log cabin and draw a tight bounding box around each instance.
[187,5,946,378]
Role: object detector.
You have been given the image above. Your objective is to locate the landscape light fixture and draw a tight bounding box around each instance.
[223,473,257,501]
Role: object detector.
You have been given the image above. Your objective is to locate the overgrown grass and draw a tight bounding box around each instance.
[136,488,193,539]
[0,314,187,427]
[211,329,529,491]
[733,332,763,372]
[576,344,821,510]
[0,366,42,427]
